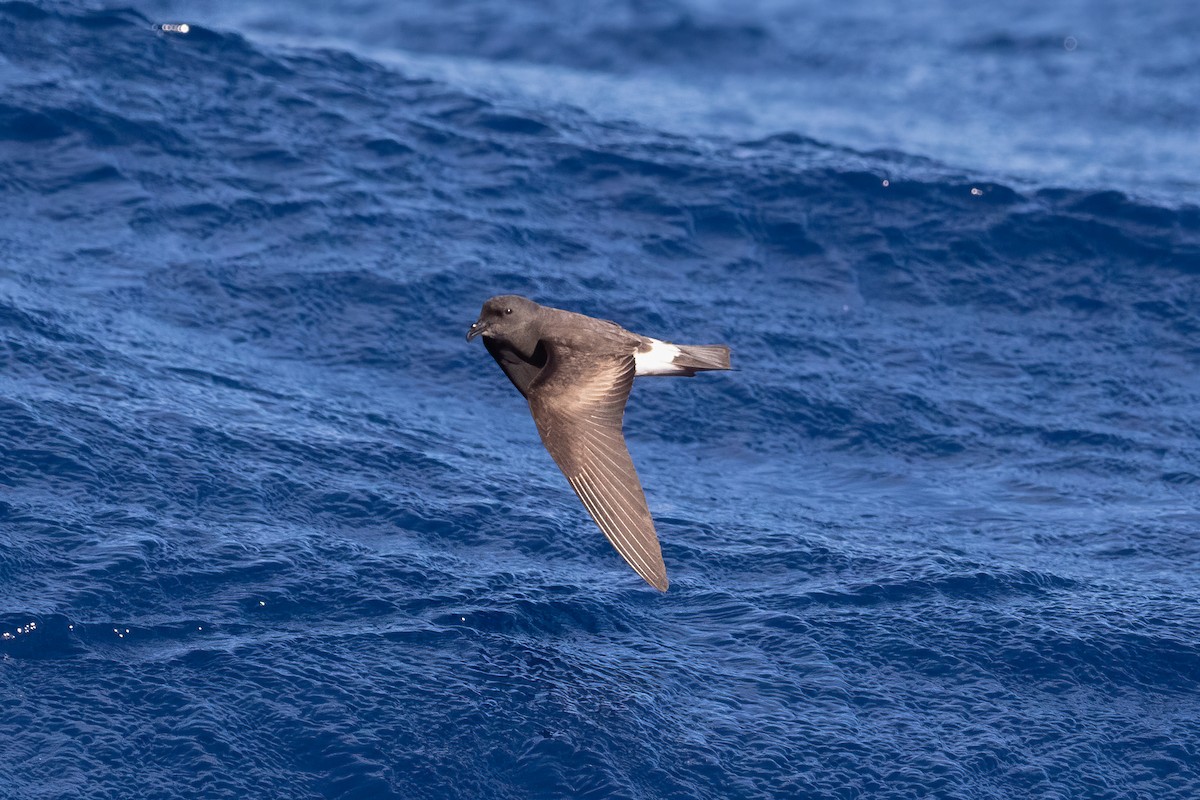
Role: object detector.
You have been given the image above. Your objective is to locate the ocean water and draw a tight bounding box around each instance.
[2,0,1199,797]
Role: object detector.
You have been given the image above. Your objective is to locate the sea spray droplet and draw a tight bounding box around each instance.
[160,23,191,35]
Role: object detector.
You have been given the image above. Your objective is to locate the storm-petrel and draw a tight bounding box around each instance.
[467,295,731,591]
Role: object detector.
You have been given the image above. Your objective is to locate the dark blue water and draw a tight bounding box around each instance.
[2,1,1199,797]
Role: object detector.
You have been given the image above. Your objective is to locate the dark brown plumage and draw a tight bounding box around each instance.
[467,295,731,591]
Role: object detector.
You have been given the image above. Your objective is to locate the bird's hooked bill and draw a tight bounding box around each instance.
[466,320,487,341]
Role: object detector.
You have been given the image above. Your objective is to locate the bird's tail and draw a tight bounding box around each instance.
[674,344,732,373]
[635,339,732,377]
[657,344,729,378]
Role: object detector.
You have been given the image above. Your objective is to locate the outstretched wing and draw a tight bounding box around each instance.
[527,352,668,591]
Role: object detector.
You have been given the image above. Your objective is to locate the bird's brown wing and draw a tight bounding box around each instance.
[527,351,668,591]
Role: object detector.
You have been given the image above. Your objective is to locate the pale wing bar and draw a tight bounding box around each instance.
[530,355,669,590]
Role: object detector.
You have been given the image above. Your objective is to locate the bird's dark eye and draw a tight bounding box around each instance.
[505,308,513,315]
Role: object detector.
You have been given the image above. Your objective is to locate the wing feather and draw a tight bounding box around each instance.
[528,354,668,591]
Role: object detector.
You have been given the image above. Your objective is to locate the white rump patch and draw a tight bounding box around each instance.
[634,339,684,376]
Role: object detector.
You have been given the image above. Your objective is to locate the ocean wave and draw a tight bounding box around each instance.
[2,1,1198,798]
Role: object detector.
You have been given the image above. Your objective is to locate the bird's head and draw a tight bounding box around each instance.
[466,295,540,343]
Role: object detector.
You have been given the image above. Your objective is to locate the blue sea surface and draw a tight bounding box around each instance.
[2,0,1199,797]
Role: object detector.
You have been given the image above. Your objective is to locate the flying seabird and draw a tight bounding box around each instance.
[467,295,731,591]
